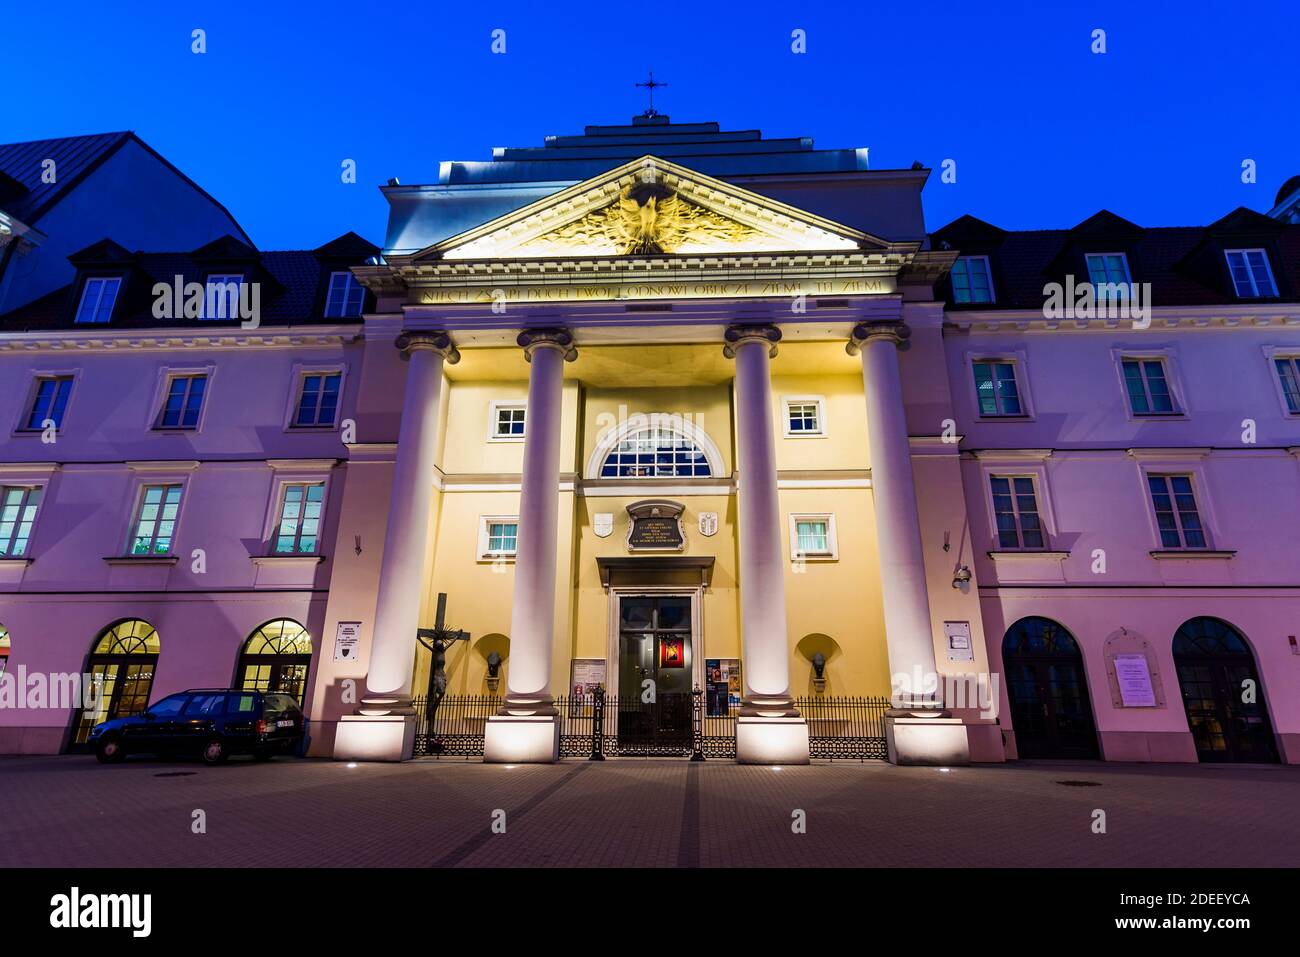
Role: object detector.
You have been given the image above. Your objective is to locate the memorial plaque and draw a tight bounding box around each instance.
[625,500,686,552]
[1114,653,1157,707]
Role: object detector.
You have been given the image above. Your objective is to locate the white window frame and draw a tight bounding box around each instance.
[1111,348,1187,420]
[1129,453,1220,553]
[987,473,1048,551]
[283,363,348,432]
[487,400,527,442]
[1085,252,1132,292]
[270,481,328,555]
[201,273,245,321]
[15,371,79,435]
[788,512,838,561]
[1224,248,1278,298]
[1144,473,1210,550]
[950,255,995,304]
[75,276,122,324]
[125,482,186,556]
[324,271,366,318]
[1263,346,1300,416]
[782,396,827,438]
[151,366,214,432]
[965,352,1033,420]
[477,515,519,562]
[0,484,45,558]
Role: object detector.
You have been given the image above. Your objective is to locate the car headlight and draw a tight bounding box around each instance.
[88,725,105,738]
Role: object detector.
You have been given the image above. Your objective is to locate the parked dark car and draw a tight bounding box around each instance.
[88,689,305,765]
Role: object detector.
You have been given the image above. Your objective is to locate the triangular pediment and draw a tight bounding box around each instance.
[420,155,881,261]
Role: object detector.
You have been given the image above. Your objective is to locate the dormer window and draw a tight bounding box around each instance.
[1085,252,1131,293]
[1224,249,1278,298]
[325,272,365,318]
[950,256,994,304]
[202,274,244,320]
[75,277,121,324]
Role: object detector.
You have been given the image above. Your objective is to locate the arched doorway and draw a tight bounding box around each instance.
[1002,616,1099,759]
[70,619,160,748]
[1173,617,1278,763]
[237,619,313,707]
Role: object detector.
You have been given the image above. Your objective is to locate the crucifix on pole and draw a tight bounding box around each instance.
[416,592,469,727]
[635,70,667,117]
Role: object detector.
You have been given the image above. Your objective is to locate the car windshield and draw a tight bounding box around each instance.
[264,694,300,715]
[147,695,189,718]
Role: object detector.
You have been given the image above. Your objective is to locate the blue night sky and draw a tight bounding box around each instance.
[7,0,1299,250]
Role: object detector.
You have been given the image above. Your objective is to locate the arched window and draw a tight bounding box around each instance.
[1172,616,1276,762]
[71,619,160,747]
[238,619,313,706]
[1001,616,1098,759]
[598,426,714,478]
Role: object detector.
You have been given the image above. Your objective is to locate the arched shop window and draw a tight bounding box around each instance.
[70,619,160,748]
[1172,617,1277,763]
[238,619,313,707]
[1001,616,1099,759]
[599,427,713,478]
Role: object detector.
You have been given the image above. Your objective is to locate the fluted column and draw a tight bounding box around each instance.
[724,325,808,764]
[848,321,940,708]
[484,328,576,763]
[334,331,458,761]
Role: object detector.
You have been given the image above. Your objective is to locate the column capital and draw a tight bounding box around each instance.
[723,323,781,359]
[394,331,460,364]
[846,321,911,355]
[517,327,577,362]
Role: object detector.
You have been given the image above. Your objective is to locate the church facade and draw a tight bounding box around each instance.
[2,117,1297,765]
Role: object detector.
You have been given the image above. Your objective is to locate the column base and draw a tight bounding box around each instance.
[884,710,970,766]
[483,714,560,764]
[332,713,417,762]
[736,716,810,765]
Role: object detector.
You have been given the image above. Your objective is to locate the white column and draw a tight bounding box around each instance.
[724,325,808,764]
[484,328,575,763]
[334,331,458,761]
[849,321,968,764]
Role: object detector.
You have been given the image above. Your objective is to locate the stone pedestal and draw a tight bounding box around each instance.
[736,716,811,765]
[333,713,418,762]
[885,711,970,766]
[483,715,561,763]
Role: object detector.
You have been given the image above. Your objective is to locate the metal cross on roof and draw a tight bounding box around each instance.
[636,70,667,117]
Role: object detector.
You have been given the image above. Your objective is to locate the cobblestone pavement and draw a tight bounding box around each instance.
[1,755,1296,867]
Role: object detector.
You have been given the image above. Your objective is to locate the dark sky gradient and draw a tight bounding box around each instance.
[6,0,1298,249]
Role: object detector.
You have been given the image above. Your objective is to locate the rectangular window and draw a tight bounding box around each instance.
[788,513,838,560]
[202,274,243,320]
[293,372,341,427]
[784,398,824,436]
[1147,475,1207,549]
[75,277,121,324]
[1085,252,1131,287]
[1225,249,1278,298]
[950,256,994,304]
[1274,356,1300,414]
[24,377,73,430]
[972,360,1023,416]
[0,486,43,557]
[324,272,366,318]
[156,374,207,429]
[491,403,526,439]
[479,517,519,559]
[990,476,1045,549]
[1122,358,1176,415]
[130,484,183,555]
[274,483,325,554]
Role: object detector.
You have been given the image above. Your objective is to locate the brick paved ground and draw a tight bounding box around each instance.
[1,755,1296,867]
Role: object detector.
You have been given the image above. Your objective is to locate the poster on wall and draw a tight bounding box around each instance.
[569,658,607,717]
[658,636,685,668]
[333,622,362,662]
[1114,653,1157,707]
[705,658,741,716]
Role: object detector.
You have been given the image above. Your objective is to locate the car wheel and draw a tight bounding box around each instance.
[95,737,126,764]
[201,738,228,765]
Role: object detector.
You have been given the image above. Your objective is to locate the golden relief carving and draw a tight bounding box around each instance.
[518,187,784,256]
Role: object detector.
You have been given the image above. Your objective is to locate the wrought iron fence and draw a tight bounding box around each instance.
[413,691,890,761]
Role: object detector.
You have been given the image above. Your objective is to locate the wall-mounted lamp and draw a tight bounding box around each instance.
[485,651,502,692]
[951,565,972,589]
[811,652,827,693]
